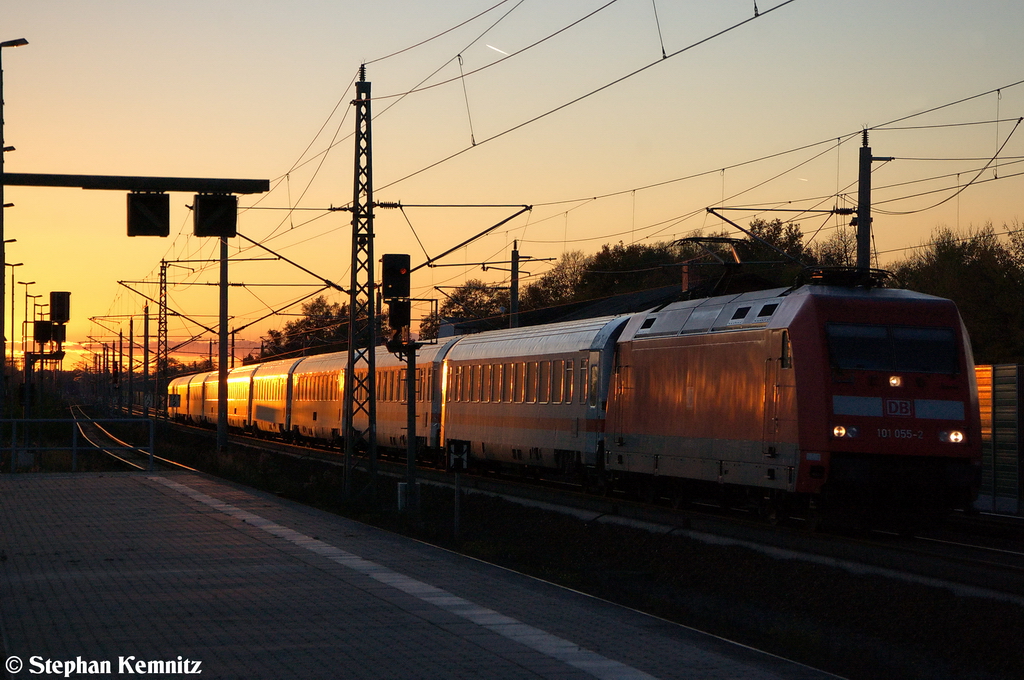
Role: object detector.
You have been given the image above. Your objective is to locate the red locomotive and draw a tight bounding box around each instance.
[604,283,981,519]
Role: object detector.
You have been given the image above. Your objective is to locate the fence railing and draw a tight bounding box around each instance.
[1,418,156,473]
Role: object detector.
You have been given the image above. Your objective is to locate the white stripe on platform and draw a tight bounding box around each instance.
[152,477,659,680]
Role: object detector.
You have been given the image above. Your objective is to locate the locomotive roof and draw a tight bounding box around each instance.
[622,284,953,341]
[444,315,629,361]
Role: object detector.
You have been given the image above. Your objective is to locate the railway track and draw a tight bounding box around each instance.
[68,405,198,473]
[156,417,1024,602]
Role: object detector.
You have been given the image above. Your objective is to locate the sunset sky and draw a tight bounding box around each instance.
[3,0,1023,369]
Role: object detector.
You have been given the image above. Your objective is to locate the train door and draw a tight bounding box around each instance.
[763,329,797,463]
[763,336,780,458]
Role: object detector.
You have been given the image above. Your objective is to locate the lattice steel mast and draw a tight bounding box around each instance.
[157,260,168,413]
[343,66,378,500]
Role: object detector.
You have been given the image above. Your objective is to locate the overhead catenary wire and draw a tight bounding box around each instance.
[365,0,518,65]
[375,0,802,193]
[874,117,1023,216]
[371,0,623,101]
[101,9,1024,355]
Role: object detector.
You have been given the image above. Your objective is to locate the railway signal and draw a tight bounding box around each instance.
[382,253,411,299]
[127,192,171,237]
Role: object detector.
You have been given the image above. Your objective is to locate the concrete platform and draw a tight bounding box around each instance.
[0,472,838,679]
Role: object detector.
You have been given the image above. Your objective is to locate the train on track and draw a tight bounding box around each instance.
[168,278,982,519]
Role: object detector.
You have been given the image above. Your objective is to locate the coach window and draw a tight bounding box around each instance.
[502,363,512,402]
[564,359,574,403]
[552,359,564,403]
[511,363,521,403]
[524,362,536,403]
[482,364,491,402]
[538,361,550,403]
[588,362,600,408]
[579,359,589,404]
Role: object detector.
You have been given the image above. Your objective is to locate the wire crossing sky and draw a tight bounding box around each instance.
[4,0,1023,364]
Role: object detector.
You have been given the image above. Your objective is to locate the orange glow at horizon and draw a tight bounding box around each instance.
[1,1,1022,370]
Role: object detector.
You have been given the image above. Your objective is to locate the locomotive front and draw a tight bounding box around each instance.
[789,286,982,513]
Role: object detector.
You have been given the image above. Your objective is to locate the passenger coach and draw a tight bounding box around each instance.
[441,316,628,473]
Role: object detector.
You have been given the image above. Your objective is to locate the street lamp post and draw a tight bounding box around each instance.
[6,260,22,364]
[23,291,38,417]
[19,283,34,372]
[1,37,29,416]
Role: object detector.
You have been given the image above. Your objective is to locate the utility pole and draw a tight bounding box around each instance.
[383,254,416,512]
[343,65,378,501]
[158,260,168,414]
[128,317,134,415]
[404,339,421,512]
[143,305,150,418]
[856,130,894,275]
[118,329,123,410]
[510,241,519,328]
[217,238,228,452]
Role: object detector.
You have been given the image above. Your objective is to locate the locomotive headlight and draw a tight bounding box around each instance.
[889,375,902,387]
[832,425,858,438]
[940,430,965,443]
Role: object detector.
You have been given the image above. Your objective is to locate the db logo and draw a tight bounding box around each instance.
[885,399,914,417]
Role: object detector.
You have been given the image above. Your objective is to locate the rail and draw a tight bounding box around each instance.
[1,418,155,473]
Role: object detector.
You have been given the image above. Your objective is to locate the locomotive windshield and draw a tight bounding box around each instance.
[826,323,959,374]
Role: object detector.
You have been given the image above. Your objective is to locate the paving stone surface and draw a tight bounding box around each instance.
[0,472,838,679]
